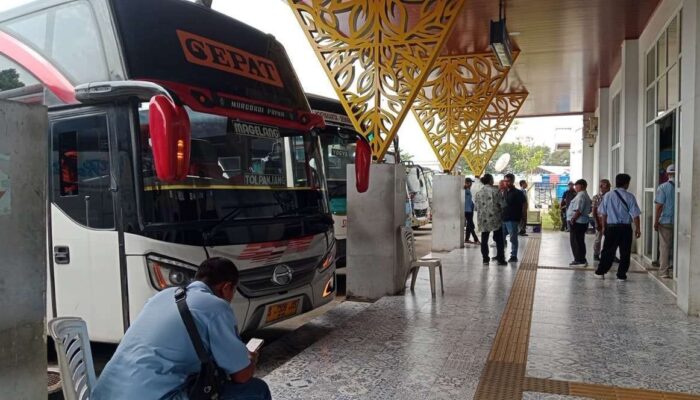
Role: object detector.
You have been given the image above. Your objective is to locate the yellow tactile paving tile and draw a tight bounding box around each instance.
[569,382,700,400]
[475,237,541,399]
[476,236,700,400]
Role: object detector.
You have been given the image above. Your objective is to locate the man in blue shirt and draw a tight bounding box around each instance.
[464,177,479,243]
[93,258,271,400]
[595,173,642,280]
[654,164,675,278]
[566,179,592,267]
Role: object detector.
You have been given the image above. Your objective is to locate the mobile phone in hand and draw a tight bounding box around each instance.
[246,338,264,353]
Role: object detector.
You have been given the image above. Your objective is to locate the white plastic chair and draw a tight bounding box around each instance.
[402,226,444,297]
[48,317,97,400]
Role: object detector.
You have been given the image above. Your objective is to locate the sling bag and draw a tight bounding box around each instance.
[175,287,229,400]
[612,190,632,224]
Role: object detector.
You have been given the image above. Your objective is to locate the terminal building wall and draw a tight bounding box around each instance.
[592,0,700,315]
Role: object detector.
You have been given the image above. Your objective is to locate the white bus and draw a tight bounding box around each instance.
[0,0,369,342]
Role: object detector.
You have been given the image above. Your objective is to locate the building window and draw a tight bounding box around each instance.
[610,93,621,176]
[641,9,682,263]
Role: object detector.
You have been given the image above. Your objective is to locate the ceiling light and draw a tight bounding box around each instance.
[490,0,513,68]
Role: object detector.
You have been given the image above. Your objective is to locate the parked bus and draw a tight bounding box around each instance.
[306,94,359,269]
[404,162,431,228]
[0,0,369,342]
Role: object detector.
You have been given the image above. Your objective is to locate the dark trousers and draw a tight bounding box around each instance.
[596,225,633,278]
[560,209,568,231]
[481,229,505,262]
[569,222,588,262]
[465,212,479,242]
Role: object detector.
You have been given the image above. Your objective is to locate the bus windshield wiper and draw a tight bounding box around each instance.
[201,203,278,257]
[273,205,320,218]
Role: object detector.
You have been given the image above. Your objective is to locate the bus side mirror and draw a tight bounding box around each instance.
[149,95,191,182]
[355,138,371,193]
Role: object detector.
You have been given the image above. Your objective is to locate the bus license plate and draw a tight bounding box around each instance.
[265,298,301,323]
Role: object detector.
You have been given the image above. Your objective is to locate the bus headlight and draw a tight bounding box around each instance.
[146,254,197,290]
[319,240,336,271]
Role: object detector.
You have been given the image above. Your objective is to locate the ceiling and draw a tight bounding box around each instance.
[443,0,660,116]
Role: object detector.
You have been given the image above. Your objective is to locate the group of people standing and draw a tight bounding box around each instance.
[560,167,675,280]
[463,166,676,281]
[464,173,527,266]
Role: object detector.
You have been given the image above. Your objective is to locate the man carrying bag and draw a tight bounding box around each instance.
[93,257,271,400]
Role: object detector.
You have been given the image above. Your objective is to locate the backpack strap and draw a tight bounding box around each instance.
[175,287,211,363]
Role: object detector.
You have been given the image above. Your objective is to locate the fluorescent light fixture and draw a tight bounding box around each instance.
[490,18,513,68]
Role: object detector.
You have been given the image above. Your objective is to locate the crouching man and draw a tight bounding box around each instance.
[93,257,271,400]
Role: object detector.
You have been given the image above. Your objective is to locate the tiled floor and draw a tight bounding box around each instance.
[262,231,700,399]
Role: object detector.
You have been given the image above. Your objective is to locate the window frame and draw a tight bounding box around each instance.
[49,106,117,230]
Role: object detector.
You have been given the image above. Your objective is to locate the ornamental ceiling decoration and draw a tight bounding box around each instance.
[462,92,529,176]
[411,52,516,172]
[288,0,465,160]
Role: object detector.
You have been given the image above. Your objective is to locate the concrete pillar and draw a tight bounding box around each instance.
[0,100,48,399]
[596,88,611,183]
[346,164,409,300]
[677,0,700,316]
[431,175,465,251]
[621,40,640,194]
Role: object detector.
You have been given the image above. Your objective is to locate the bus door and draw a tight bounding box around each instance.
[48,106,125,342]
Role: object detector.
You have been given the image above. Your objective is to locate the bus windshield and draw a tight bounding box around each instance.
[319,129,356,215]
[138,106,329,235]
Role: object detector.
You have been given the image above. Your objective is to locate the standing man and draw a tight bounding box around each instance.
[560,182,576,232]
[474,174,507,266]
[591,179,611,261]
[518,180,529,236]
[595,173,642,281]
[567,179,592,266]
[464,177,479,244]
[654,164,675,278]
[502,173,527,262]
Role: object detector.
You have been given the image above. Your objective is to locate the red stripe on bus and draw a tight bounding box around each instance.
[0,30,76,104]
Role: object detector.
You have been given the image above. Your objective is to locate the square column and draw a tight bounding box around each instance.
[621,40,640,194]
[677,1,700,315]
[431,175,465,252]
[346,164,409,300]
[595,87,611,184]
[0,100,48,398]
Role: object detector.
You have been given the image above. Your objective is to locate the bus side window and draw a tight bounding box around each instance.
[58,132,78,196]
[51,115,114,229]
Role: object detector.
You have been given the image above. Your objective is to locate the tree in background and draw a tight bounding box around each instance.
[547,150,570,166]
[0,69,24,91]
[398,149,414,162]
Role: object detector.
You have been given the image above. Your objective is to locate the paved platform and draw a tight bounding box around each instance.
[262,231,700,399]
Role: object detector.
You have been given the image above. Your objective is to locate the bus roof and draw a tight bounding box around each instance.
[306,93,354,130]
[112,0,314,129]
[0,0,319,130]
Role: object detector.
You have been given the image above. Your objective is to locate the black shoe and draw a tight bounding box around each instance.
[497,260,508,266]
[613,257,621,263]
[593,255,600,261]
[508,257,518,262]
[483,257,490,265]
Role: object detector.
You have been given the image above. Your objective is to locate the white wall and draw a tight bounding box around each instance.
[593,0,699,315]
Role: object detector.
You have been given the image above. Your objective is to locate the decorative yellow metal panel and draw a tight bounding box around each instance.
[463,92,528,176]
[411,52,515,172]
[288,0,465,160]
